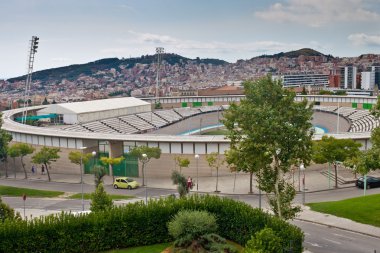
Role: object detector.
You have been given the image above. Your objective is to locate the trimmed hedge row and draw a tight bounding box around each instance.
[0,195,303,253]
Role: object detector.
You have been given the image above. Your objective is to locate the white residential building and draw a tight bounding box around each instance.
[361,71,375,90]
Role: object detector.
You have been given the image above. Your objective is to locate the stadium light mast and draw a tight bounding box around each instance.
[155,47,164,101]
[21,36,39,124]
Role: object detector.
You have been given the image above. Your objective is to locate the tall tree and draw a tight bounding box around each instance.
[129,146,161,186]
[0,113,12,178]
[206,152,224,192]
[312,136,361,188]
[223,76,314,220]
[8,143,35,179]
[31,147,60,181]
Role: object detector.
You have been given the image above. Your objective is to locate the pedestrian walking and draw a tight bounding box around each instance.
[187,176,193,191]
[41,164,45,175]
[31,165,35,174]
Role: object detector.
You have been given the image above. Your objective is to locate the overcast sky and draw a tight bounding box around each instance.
[1,0,380,79]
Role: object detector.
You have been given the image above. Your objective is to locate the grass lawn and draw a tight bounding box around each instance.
[0,185,63,198]
[307,194,380,227]
[104,242,171,253]
[69,193,134,200]
[104,240,243,253]
[202,129,229,135]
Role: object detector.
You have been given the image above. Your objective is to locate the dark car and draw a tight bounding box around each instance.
[355,176,380,189]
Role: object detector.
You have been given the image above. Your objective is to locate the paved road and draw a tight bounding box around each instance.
[293,220,380,253]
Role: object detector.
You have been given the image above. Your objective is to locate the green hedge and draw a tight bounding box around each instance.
[0,195,303,253]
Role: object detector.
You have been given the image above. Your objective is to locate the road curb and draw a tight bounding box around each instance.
[294,218,380,239]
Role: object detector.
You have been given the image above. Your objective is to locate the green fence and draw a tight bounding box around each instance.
[181,102,188,107]
[192,102,202,107]
[208,101,214,106]
[84,152,139,177]
[363,103,373,110]
[352,102,357,108]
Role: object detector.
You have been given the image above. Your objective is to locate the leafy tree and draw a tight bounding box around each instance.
[90,183,113,212]
[8,143,35,179]
[174,156,190,173]
[0,113,12,178]
[100,156,124,181]
[206,152,224,192]
[0,197,21,222]
[223,76,314,219]
[312,136,361,188]
[7,145,19,179]
[129,146,161,186]
[31,147,60,181]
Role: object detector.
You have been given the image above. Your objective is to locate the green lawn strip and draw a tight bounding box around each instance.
[307,194,380,227]
[69,193,134,200]
[103,242,171,253]
[202,129,229,135]
[103,241,243,253]
[0,185,63,198]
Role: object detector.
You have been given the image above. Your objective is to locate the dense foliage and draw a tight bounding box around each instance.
[0,195,303,253]
[90,183,113,212]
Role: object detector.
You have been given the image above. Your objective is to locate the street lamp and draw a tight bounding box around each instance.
[300,163,306,205]
[142,153,148,204]
[195,154,199,192]
[91,151,97,170]
[79,146,87,211]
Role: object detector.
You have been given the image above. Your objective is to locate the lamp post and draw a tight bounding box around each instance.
[195,154,199,192]
[300,163,306,205]
[142,153,148,204]
[79,146,87,211]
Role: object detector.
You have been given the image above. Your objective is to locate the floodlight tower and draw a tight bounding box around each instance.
[155,47,164,100]
[21,36,39,124]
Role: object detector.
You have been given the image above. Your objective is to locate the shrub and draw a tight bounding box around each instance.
[168,210,217,240]
[90,183,113,212]
[245,227,282,253]
[0,196,21,222]
[0,195,303,253]
[171,170,188,197]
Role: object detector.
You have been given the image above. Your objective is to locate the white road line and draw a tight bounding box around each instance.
[323,237,342,245]
[306,241,322,248]
[333,233,355,241]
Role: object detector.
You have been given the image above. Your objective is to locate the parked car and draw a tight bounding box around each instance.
[355,176,380,189]
[113,177,139,189]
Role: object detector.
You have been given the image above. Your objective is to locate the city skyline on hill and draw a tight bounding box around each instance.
[1,0,380,78]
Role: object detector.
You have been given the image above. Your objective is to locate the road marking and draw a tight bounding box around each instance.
[306,241,322,248]
[333,233,355,241]
[323,237,342,245]
[304,232,311,236]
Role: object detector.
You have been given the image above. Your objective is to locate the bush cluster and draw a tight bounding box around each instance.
[0,195,303,253]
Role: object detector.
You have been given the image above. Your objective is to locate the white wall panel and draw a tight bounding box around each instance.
[59,138,68,148]
[171,143,182,154]
[182,143,193,154]
[194,143,206,154]
[38,136,44,145]
[32,135,39,145]
[207,143,218,153]
[52,137,60,147]
[45,137,52,146]
[159,143,170,153]
[27,135,33,144]
[68,139,76,149]
[219,143,230,154]
[148,142,158,148]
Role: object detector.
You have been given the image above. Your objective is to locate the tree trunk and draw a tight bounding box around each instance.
[4,160,8,178]
[45,163,51,182]
[274,163,282,219]
[334,163,338,188]
[13,158,16,179]
[215,168,219,192]
[142,163,145,186]
[20,157,27,179]
[110,165,114,182]
[249,172,253,194]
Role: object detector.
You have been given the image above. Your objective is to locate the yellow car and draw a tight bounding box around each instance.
[113,177,139,190]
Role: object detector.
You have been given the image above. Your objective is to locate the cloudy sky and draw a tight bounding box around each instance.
[1,0,380,79]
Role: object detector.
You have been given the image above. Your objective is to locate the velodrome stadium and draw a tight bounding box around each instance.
[1,95,378,178]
